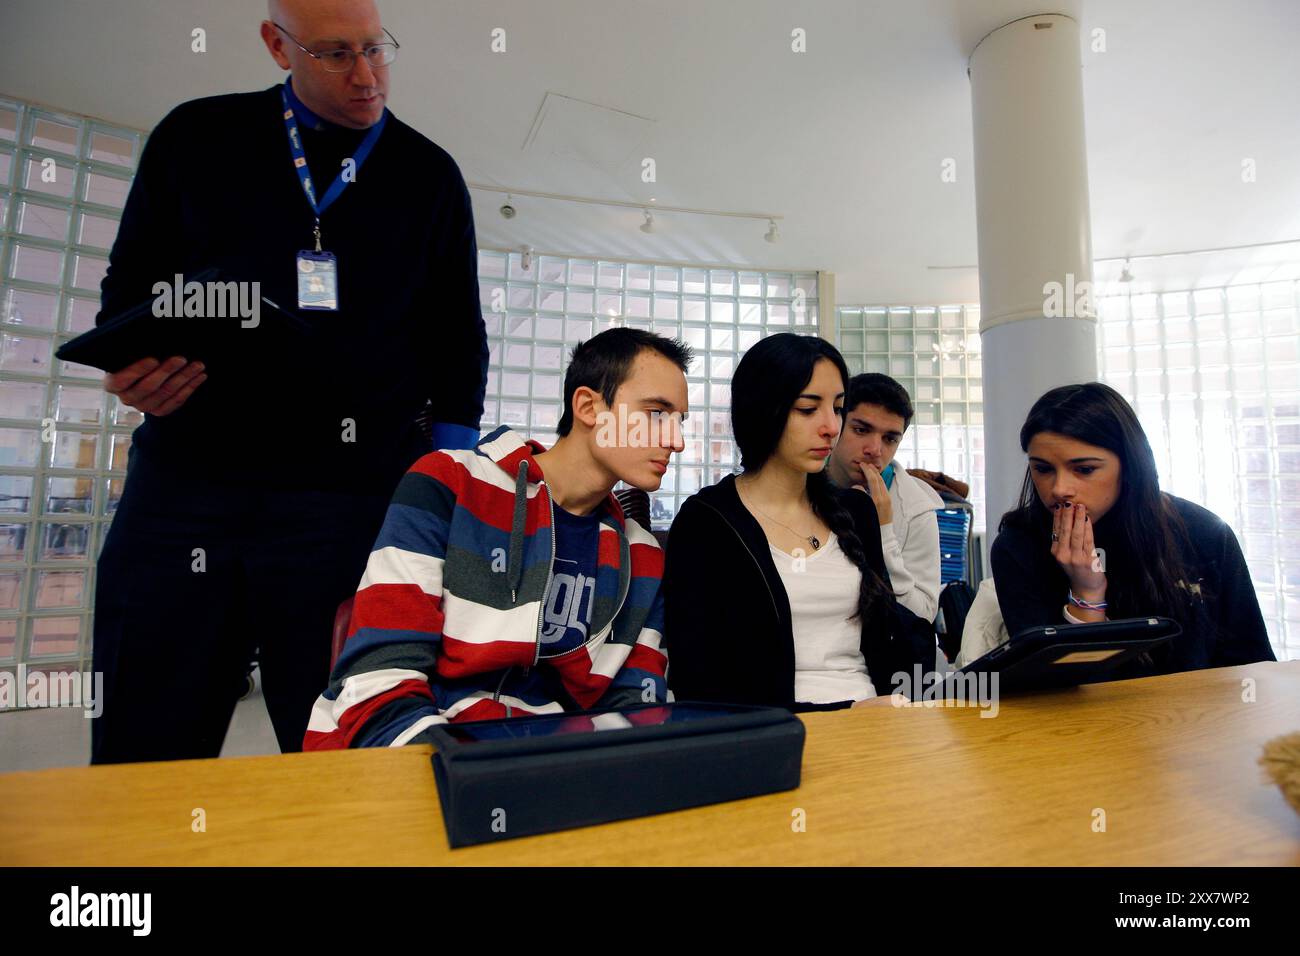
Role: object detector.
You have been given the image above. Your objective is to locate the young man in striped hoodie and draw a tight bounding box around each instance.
[305,328,692,748]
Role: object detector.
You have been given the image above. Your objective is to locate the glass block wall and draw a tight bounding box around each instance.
[476,250,820,526]
[0,96,142,677]
[836,305,986,531]
[1097,283,1300,659]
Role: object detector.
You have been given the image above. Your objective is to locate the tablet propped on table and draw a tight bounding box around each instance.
[958,615,1180,692]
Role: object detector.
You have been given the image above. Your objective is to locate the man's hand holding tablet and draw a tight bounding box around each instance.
[105,356,207,417]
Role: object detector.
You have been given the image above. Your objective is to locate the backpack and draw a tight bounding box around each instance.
[937,580,976,663]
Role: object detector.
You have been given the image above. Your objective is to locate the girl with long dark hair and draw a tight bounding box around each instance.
[991,382,1274,674]
[662,334,937,709]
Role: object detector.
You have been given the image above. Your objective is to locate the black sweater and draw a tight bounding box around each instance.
[100,84,488,492]
[990,494,1276,677]
[662,474,939,709]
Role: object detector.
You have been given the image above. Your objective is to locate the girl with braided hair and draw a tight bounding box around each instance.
[663,334,938,709]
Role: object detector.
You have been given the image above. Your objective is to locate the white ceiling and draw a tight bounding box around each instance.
[2,0,1297,304]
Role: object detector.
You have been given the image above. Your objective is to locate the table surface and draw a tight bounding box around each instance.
[2,661,1298,866]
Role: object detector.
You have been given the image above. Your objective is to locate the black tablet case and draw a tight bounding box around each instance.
[426,702,806,848]
[55,267,312,373]
[958,615,1181,692]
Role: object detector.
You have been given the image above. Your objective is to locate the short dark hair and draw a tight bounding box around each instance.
[845,373,914,429]
[556,327,693,436]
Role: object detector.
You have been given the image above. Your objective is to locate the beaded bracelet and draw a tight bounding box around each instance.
[1068,590,1108,612]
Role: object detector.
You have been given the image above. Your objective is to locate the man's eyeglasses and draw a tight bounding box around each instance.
[272,22,400,73]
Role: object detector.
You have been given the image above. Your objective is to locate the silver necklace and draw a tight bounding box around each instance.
[738,478,821,551]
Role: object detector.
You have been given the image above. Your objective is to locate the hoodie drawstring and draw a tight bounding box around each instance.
[508,459,529,602]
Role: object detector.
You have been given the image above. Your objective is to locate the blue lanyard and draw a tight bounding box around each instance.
[281,84,387,250]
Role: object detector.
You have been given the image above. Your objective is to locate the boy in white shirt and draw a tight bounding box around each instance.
[827,374,944,622]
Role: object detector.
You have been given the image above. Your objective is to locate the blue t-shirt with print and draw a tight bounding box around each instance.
[539,504,601,657]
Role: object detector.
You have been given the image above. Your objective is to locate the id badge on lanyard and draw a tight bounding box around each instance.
[297,250,339,311]
[281,84,386,312]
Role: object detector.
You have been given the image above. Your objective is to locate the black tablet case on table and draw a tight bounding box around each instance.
[958,615,1181,692]
[426,701,806,848]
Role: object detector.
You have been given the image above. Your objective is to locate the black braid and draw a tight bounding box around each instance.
[806,470,891,622]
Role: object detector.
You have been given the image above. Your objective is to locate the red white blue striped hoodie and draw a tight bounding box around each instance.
[304,426,669,749]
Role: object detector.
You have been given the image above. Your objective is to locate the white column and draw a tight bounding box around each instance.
[970,13,1098,540]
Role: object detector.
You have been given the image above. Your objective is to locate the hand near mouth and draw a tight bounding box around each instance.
[853,462,893,526]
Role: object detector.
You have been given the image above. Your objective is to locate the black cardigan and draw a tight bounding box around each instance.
[990,494,1276,677]
[662,474,939,710]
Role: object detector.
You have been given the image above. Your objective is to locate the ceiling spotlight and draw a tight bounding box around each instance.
[640,210,655,234]
[764,219,779,243]
[499,194,516,219]
[1119,257,1134,283]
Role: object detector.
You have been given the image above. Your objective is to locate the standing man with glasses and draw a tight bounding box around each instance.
[92,0,488,763]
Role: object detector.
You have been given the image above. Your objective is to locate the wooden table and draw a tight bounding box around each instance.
[2,662,1298,866]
